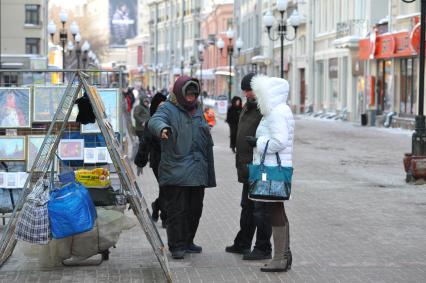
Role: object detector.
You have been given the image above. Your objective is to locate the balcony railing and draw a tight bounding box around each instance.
[336,19,368,39]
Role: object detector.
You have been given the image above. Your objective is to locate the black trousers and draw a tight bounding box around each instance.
[163,186,205,251]
[233,183,272,252]
[152,167,167,221]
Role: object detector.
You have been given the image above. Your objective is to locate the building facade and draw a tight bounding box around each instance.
[1,0,48,85]
[147,0,202,90]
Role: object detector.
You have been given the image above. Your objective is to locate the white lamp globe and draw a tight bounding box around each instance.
[59,10,68,23]
[226,28,234,39]
[236,38,243,49]
[276,0,288,12]
[47,20,57,35]
[216,38,225,49]
[263,11,274,28]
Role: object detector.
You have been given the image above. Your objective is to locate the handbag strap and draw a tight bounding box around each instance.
[260,140,282,167]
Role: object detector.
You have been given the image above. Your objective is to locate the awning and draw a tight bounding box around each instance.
[251,55,270,64]
[195,69,215,80]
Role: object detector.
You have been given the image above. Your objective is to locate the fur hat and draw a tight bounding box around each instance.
[241,73,256,91]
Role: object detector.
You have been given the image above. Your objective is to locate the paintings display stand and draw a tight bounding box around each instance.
[0,72,172,282]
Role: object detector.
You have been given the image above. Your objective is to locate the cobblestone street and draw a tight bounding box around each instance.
[1,116,426,282]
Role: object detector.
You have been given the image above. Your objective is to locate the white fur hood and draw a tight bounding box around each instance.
[251,75,290,116]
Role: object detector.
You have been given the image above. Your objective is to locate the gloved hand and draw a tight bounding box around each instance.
[245,136,258,147]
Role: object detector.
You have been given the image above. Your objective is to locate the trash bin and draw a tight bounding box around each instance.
[361,114,368,126]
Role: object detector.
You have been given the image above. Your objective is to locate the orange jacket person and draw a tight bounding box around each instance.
[204,107,216,128]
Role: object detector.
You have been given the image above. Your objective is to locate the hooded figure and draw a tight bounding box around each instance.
[133,94,151,140]
[248,75,295,273]
[148,76,216,260]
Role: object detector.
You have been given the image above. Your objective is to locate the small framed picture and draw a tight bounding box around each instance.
[18,172,29,188]
[0,136,26,160]
[81,89,119,133]
[96,147,109,163]
[0,88,31,128]
[84,148,97,164]
[6,173,18,188]
[0,172,6,187]
[27,135,44,171]
[58,139,84,160]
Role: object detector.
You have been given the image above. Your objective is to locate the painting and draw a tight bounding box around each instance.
[6,173,18,188]
[18,172,28,188]
[58,139,84,160]
[0,172,6,187]
[27,135,45,171]
[0,88,31,128]
[84,148,97,164]
[96,147,109,163]
[33,86,78,122]
[81,89,119,133]
[0,136,26,160]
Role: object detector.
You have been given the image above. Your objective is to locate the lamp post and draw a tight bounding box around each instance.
[198,43,205,106]
[401,0,426,182]
[216,28,243,101]
[180,56,185,76]
[189,55,196,77]
[75,33,82,68]
[81,40,90,69]
[47,11,80,82]
[263,0,301,78]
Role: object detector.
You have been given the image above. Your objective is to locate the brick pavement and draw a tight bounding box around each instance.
[1,116,426,282]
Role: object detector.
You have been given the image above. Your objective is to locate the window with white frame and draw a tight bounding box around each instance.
[25,4,40,25]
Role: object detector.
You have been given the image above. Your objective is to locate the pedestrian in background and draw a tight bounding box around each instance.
[246,75,295,272]
[133,94,151,142]
[134,92,168,227]
[226,96,243,153]
[148,76,216,260]
[225,73,272,260]
[204,106,216,128]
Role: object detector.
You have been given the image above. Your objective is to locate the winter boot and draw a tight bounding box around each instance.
[260,225,292,272]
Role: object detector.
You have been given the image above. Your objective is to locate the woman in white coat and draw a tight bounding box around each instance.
[245,75,295,272]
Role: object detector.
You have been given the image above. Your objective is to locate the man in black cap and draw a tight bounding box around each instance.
[225,73,272,260]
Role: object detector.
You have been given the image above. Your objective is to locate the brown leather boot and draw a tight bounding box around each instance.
[260,225,292,272]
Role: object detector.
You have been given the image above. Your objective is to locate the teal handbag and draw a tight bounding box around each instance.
[248,140,293,201]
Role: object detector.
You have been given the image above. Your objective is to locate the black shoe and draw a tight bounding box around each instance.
[151,202,159,222]
[186,243,202,253]
[242,249,272,260]
[161,221,167,229]
[231,147,236,153]
[171,249,185,259]
[225,245,250,255]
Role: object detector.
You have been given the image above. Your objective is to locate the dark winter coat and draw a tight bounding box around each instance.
[235,100,262,183]
[148,76,216,188]
[226,97,243,148]
[133,95,151,131]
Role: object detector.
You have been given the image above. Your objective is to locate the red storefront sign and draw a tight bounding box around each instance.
[375,34,395,59]
[359,29,418,60]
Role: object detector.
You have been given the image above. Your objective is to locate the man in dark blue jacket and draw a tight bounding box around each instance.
[148,76,216,259]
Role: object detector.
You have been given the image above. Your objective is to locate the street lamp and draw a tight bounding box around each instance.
[189,54,196,77]
[81,40,90,69]
[263,0,301,78]
[75,33,82,68]
[198,43,205,106]
[48,11,79,81]
[216,28,243,101]
[180,56,185,76]
[401,0,426,182]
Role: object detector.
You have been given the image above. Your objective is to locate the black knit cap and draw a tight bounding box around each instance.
[241,73,255,91]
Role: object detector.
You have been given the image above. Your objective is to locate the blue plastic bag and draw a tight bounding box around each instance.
[48,182,97,239]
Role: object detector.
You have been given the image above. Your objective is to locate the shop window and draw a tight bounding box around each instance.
[25,38,40,54]
[376,60,392,114]
[25,4,40,25]
[400,57,417,116]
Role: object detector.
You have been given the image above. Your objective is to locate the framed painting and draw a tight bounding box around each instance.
[33,86,78,122]
[84,148,97,164]
[0,136,26,160]
[6,173,18,188]
[27,135,44,171]
[81,88,119,133]
[0,172,6,187]
[58,139,84,160]
[0,88,31,128]
[96,147,109,163]
[18,172,28,188]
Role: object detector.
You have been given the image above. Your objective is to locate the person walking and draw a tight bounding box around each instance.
[225,73,272,260]
[246,75,295,272]
[148,76,216,260]
[225,96,243,153]
[133,94,151,142]
[134,92,168,227]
